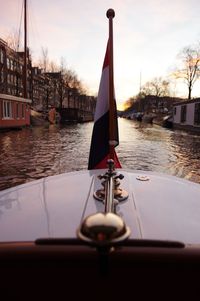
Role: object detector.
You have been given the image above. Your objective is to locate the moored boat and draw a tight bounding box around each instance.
[142,112,156,123]
[0,94,31,130]
[162,114,173,128]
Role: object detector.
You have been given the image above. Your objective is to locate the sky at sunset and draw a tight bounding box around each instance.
[0,0,200,108]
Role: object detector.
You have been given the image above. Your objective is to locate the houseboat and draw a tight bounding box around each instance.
[173,98,200,133]
[0,93,31,130]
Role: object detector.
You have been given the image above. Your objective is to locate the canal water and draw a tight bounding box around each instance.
[0,118,200,190]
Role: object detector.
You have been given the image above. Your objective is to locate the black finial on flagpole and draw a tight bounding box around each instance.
[106,8,115,18]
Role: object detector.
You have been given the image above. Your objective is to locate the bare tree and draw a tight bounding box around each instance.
[141,77,170,97]
[5,30,21,51]
[174,45,200,100]
[49,60,59,72]
[38,47,49,72]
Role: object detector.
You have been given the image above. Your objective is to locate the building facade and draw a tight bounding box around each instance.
[173,99,200,133]
[0,37,96,127]
[0,38,31,129]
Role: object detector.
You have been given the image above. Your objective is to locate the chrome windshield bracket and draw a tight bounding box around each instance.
[94,159,129,203]
[77,159,130,248]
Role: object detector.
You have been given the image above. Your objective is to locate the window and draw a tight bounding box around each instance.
[194,103,200,125]
[174,107,176,115]
[0,49,4,64]
[3,101,13,118]
[7,58,10,69]
[181,105,187,123]
[16,103,20,118]
[0,69,3,83]
[21,104,25,118]
[10,59,13,71]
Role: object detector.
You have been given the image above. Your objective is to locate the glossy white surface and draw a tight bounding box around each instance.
[0,169,200,244]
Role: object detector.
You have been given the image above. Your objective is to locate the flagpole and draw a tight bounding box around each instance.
[106,9,115,161]
[88,9,121,170]
[24,0,27,99]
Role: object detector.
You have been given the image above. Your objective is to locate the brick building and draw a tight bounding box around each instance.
[0,37,96,128]
[0,38,31,129]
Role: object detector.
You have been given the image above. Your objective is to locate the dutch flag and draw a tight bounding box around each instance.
[88,40,121,170]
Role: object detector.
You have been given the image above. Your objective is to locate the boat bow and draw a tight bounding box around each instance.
[0,168,200,245]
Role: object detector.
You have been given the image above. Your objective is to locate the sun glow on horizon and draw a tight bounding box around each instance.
[117,102,126,111]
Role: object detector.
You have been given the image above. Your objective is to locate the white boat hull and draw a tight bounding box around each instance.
[1,169,200,245]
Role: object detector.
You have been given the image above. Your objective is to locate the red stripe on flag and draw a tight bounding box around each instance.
[93,150,122,169]
[88,38,121,170]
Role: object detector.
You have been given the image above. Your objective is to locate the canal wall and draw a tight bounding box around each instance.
[58,108,94,123]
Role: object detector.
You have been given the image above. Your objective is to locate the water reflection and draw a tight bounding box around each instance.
[118,119,200,183]
[0,118,200,190]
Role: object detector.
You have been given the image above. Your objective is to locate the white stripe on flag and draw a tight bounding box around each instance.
[94,66,109,122]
